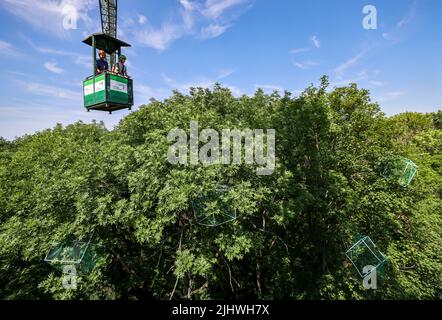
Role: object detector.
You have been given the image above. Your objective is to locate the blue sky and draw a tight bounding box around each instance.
[0,0,441,140]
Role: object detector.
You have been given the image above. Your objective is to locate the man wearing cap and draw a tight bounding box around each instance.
[112,55,129,78]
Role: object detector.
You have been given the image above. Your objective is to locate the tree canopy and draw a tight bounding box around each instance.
[0,78,441,300]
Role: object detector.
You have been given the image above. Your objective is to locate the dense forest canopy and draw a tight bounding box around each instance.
[0,77,441,300]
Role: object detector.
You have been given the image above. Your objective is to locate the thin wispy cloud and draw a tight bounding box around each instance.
[133,1,196,51]
[330,73,368,87]
[159,71,243,96]
[290,48,310,55]
[216,68,236,79]
[134,23,189,51]
[1,0,96,38]
[200,0,250,19]
[383,0,417,44]
[310,35,320,48]
[132,0,254,51]
[397,0,417,29]
[21,35,90,69]
[254,84,283,92]
[138,14,147,25]
[0,99,123,140]
[223,84,243,96]
[135,83,171,103]
[377,91,406,102]
[0,39,22,57]
[200,23,232,39]
[8,71,30,78]
[369,80,385,87]
[44,62,64,74]
[161,73,174,85]
[17,80,79,100]
[333,51,365,79]
[293,60,320,70]
[291,35,320,55]
[290,37,319,66]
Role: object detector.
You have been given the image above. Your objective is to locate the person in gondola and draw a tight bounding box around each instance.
[112,54,129,78]
[96,50,109,74]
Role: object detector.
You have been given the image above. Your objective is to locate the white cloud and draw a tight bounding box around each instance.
[134,23,188,51]
[293,60,320,70]
[329,69,385,88]
[369,80,385,87]
[180,0,197,12]
[333,51,365,78]
[133,1,196,51]
[8,70,29,78]
[201,0,249,19]
[383,1,417,44]
[310,35,320,48]
[138,14,147,25]
[382,32,391,40]
[0,40,13,51]
[1,0,96,38]
[135,83,171,102]
[161,73,174,84]
[19,81,79,100]
[200,23,231,39]
[21,35,90,69]
[397,1,416,28]
[378,91,406,102]
[0,39,22,57]
[159,72,244,96]
[132,0,253,51]
[226,85,243,96]
[0,98,125,141]
[329,69,370,87]
[255,84,283,92]
[397,17,409,29]
[290,48,310,55]
[216,68,235,79]
[44,62,64,74]
[180,79,216,90]
[74,55,91,69]
[330,76,366,87]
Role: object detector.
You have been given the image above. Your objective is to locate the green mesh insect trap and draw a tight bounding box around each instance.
[44,234,101,275]
[192,185,237,227]
[380,156,418,187]
[345,236,387,278]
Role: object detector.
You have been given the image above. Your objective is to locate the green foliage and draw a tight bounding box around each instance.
[0,80,441,300]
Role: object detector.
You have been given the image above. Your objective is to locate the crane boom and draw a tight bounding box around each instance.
[99,0,118,65]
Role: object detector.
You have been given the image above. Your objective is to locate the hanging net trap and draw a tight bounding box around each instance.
[345,236,387,278]
[379,156,418,187]
[192,185,237,227]
[44,234,102,275]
